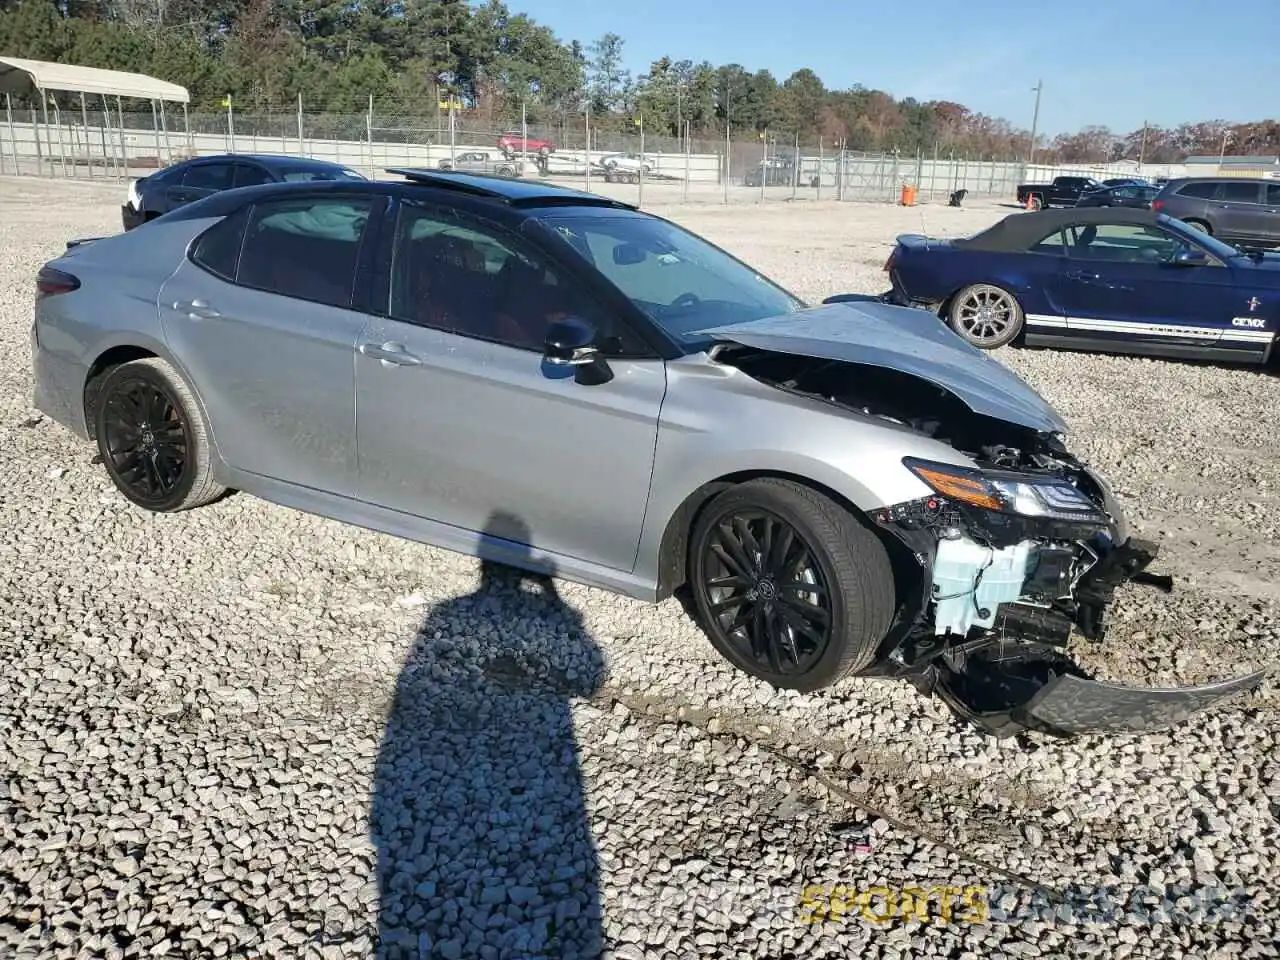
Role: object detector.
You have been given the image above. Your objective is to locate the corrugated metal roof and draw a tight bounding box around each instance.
[0,56,189,103]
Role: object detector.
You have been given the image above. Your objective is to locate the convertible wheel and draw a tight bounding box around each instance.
[93,357,224,512]
[948,283,1025,349]
[689,478,896,692]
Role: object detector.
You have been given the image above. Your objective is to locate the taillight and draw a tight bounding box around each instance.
[883,248,898,272]
[36,266,80,299]
[1151,199,1164,211]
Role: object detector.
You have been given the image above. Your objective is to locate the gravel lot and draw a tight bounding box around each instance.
[2,175,1278,959]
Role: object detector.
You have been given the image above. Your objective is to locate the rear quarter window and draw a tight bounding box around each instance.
[190,206,251,281]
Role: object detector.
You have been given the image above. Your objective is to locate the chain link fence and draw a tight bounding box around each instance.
[0,99,1192,207]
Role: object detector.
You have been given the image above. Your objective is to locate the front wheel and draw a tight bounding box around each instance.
[1185,219,1212,234]
[688,478,896,692]
[93,357,225,512]
[947,283,1025,349]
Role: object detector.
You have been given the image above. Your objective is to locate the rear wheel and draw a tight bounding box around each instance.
[948,283,1024,349]
[93,357,224,513]
[688,478,896,692]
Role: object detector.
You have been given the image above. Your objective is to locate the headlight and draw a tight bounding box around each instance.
[903,457,1109,524]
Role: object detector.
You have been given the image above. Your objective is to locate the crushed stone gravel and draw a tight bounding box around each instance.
[1,176,1277,959]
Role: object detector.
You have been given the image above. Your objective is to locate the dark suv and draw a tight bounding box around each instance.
[1151,176,1280,247]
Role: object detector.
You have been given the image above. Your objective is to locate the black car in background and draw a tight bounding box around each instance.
[1151,176,1280,248]
[1074,183,1160,208]
[122,154,366,230]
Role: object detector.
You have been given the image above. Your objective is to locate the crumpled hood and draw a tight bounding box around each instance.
[696,301,1069,435]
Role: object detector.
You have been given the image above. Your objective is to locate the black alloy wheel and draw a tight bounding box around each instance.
[93,357,225,512]
[689,478,896,691]
[700,507,833,677]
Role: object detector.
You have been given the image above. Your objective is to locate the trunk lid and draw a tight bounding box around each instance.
[697,301,1068,435]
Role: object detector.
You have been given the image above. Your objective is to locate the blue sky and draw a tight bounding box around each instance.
[513,0,1280,135]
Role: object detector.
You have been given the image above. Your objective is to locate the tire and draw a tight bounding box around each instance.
[1026,195,1043,211]
[92,357,224,513]
[687,478,896,692]
[1185,219,1212,234]
[497,165,513,177]
[947,283,1025,349]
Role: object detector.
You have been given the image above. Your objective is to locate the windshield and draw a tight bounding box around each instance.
[534,211,805,346]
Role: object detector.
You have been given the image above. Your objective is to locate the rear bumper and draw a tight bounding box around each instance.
[31,315,91,440]
[121,204,145,231]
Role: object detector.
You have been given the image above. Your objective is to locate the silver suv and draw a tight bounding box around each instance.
[1152,176,1280,247]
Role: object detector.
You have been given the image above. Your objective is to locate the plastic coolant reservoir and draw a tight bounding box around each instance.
[931,537,1037,637]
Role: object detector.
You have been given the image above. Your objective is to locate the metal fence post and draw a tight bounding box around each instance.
[723,125,730,205]
[759,135,766,204]
[366,94,374,178]
[151,100,161,171]
[4,93,18,176]
[297,93,304,156]
[817,137,823,200]
[637,115,644,208]
[791,132,798,201]
[683,120,689,202]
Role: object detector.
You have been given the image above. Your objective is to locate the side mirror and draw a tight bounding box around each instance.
[543,317,613,385]
[1171,248,1209,267]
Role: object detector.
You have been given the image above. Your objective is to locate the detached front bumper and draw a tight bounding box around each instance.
[882,522,1271,737]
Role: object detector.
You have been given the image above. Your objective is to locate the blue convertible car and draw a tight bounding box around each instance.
[883,208,1279,365]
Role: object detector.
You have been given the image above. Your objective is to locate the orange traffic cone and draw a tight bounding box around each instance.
[1025,194,1039,211]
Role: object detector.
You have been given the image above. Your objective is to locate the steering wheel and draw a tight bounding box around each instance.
[671,292,701,310]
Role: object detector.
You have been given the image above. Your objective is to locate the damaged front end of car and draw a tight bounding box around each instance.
[864,437,1267,738]
[711,324,1268,738]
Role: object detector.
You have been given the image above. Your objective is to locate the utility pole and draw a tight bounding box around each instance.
[1027,79,1042,166]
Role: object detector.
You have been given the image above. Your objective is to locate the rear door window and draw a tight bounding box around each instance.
[1176,182,1218,199]
[1216,181,1263,203]
[235,196,376,309]
[1266,183,1280,206]
[233,164,274,188]
[182,163,235,190]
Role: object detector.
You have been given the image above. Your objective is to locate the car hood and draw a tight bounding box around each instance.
[696,301,1069,435]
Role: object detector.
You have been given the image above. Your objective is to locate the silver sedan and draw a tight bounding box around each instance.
[28,170,1267,738]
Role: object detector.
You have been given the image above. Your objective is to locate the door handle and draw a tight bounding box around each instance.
[172,298,220,320]
[1065,269,1099,282]
[359,341,422,367]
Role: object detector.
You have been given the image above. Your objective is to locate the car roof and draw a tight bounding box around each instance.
[384,168,636,207]
[154,169,638,224]
[956,207,1174,252]
[181,152,354,170]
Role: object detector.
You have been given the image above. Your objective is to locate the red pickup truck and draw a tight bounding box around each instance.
[497,130,555,157]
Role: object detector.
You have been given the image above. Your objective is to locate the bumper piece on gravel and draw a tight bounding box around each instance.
[928,651,1269,739]
[893,534,1270,738]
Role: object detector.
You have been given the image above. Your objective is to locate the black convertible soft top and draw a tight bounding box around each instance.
[955,208,1171,252]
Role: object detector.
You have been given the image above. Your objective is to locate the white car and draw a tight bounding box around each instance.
[437,151,533,178]
[600,153,652,175]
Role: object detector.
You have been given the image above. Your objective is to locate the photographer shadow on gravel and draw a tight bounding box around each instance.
[370,511,606,960]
